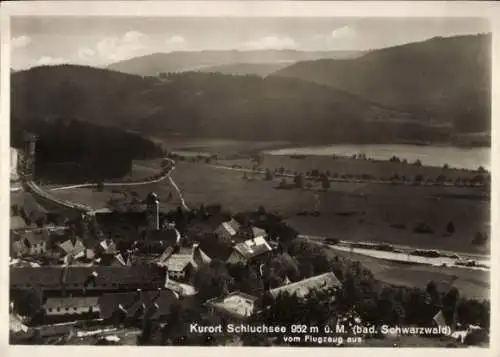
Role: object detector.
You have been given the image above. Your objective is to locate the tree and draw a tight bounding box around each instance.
[472,232,487,246]
[414,174,424,184]
[192,260,234,301]
[413,159,422,166]
[321,175,331,191]
[446,221,456,235]
[442,287,460,328]
[265,168,273,181]
[293,174,304,189]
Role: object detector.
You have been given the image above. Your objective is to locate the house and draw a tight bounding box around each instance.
[160,242,212,281]
[226,236,273,266]
[205,291,259,322]
[165,254,194,281]
[268,272,341,301]
[43,296,100,317]
[10,265,167,292]
[98,289,179,321]
[234,226,268,243]
[11,239,28,258]
[20,231,48,256]
[191,242,212,267]
[215,218,241,241]
[97,238,118,255]
[98,252,129,267]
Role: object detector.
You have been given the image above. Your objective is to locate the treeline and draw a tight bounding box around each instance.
[11,116,163,183]
[11,65,459,145]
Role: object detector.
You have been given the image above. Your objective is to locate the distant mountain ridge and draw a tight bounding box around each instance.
[273,34,491,134]
[107,49,363,77]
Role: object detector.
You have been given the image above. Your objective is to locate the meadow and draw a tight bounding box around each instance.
[49,159,489,256]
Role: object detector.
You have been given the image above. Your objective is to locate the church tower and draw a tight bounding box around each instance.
[145,192,160,231]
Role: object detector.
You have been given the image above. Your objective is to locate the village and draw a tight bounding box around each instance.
[9,186,347,345]
[9,134,489,347]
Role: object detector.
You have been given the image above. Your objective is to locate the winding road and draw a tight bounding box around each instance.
[22,158,190,216]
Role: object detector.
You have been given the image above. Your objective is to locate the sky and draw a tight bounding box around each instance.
[11,16,490,70]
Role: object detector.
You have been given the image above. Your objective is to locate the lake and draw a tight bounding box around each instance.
[265,144,490,171]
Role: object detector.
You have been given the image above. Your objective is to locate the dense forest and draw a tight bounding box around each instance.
[10,116,163,183]
[12,65,454,145]
[274,34,491,136]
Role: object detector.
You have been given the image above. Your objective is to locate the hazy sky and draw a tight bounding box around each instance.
[11,16,489,70]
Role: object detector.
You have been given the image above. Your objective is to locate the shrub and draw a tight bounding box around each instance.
[414,222,434,234]
[446,221,456,235]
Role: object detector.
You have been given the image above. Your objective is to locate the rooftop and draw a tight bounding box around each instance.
[233,236,273,260]
[44,296,100,309]
[205,291,259,319]
[268,272,341,299]
[165,254,192,272]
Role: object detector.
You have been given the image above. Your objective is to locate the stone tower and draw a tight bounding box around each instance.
[145,192,160,231]
[23,133,36,180]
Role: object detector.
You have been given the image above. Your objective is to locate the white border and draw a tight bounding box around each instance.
[1,2,499,357]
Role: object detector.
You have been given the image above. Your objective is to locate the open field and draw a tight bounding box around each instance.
[328,246,489,300]
[20,156,490,300]
[216,155,489,182]
[49,160,489,256]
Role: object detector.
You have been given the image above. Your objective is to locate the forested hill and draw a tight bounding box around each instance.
[10,116,164,183]
[11,64,455,144]
[107,49,363,77]
[273,34,491,135]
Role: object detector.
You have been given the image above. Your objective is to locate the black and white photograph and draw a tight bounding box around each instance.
[2,1,497,352]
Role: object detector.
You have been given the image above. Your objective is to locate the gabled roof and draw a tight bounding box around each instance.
[21,231,46,246]
[232,236,273,260]
[205,291,258,319]
[216,218,241,237]
[59,238,85,255]
[165,254,192,272]
[192,244,212,267]
[268,272,341,299]
[98,239,117,254]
